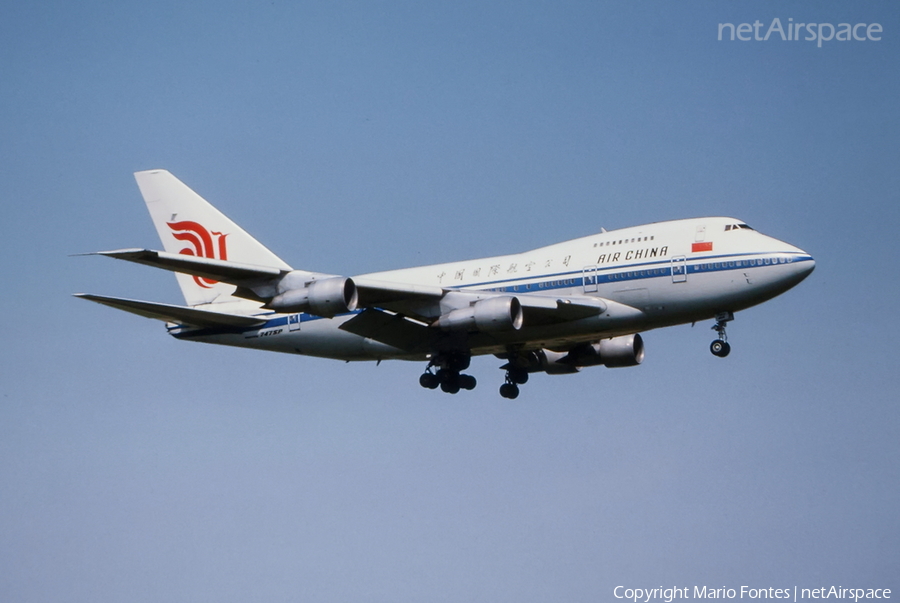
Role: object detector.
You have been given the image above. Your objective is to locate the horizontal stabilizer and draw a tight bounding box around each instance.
[74,293,267,328]
[85,248,285,284]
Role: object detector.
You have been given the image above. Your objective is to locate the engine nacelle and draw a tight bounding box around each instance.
[538,349,581,374]
[538,334,645,373]
[267,276,358,318]
[567,334,645,368]
[595,334,644,367]
[436,296,524,332]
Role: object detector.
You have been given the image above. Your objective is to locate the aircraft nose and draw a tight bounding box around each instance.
[801,255,815,276]
[788,250,815,284]
[775,236,815,278]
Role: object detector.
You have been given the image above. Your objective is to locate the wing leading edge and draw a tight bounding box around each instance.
[82,248,284,284]
[73,294,267,329]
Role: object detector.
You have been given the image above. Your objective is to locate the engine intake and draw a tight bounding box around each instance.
[436,296,524,332]
[267,276,358,318]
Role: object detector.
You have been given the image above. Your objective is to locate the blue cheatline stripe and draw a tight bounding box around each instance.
[467,251,813,293]
[167,308,343,338]
[170,252,813,337]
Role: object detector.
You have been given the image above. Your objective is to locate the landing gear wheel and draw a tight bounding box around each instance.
[709,311,734,358]
[459,374,477,390]
[441,380,461,394]
[421,353,473,394]
[507,368,529,385]
[419,372,439,389]
[710,340,731,358]
[499,383,520,399]
[438,369,460,394]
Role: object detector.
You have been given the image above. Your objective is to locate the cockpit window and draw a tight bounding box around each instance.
[725,223,754,231]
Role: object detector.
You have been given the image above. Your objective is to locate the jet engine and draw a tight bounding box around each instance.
[266,276,358,318]
[589,333,645,368]
[436,296,524,332]
[538,334,645,373]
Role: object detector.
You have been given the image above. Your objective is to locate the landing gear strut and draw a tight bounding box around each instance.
[419,353,476,394]
[710,311,734,358]
[499,367,529,399]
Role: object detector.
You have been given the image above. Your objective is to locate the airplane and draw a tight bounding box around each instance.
[76,170,815,398]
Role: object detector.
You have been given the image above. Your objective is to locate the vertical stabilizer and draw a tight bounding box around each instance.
[134,169,292,307]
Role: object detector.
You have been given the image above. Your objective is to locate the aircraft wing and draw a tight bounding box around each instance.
[351,277,446,320]
[82,249,623,328]
[83,248,448,311]
[517,295,608,324]
[83,248,285,284]
[74,293,267,328]
[352,277,445,304]
[338,308,434,353]
[82,249,446,308]
[351,283,607,325]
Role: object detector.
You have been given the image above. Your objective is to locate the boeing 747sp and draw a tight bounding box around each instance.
[76,170,815,398]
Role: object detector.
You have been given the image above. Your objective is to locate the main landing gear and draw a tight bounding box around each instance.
[499,367,528,399]
[710,311,734,357]
[418,352,532,398]
[419,353,477,394]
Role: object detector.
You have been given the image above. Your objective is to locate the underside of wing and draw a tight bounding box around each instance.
[338,308,435,353]
[351,277,446,322]
[74,293,267,329]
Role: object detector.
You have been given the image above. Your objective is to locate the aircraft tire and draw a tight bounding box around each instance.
[499,383,519,399]
[459,374,477,390]
[419,373,439,389]
[438,370,460,393]
[710,340,731,357]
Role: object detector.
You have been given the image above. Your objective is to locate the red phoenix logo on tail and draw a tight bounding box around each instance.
[167,221,229,288]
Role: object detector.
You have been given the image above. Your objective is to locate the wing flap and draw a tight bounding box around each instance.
[74,293,267,328]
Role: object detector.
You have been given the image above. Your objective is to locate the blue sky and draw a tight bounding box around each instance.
[1,2,898,601]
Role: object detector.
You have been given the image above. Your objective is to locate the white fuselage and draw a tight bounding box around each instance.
[169,217,815,361]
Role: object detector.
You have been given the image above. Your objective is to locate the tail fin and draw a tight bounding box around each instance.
[135,169,292,306]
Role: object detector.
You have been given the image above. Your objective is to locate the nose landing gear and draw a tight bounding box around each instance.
[710,311,734,357]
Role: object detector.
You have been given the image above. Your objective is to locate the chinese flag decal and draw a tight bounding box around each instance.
[692,242,713,252]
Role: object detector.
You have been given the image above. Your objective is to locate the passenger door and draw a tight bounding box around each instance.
[582,265,599,293]
[671,256,687,283]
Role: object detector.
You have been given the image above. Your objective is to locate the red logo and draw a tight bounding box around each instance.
[167,221,229,288]
[692,242,713,253]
